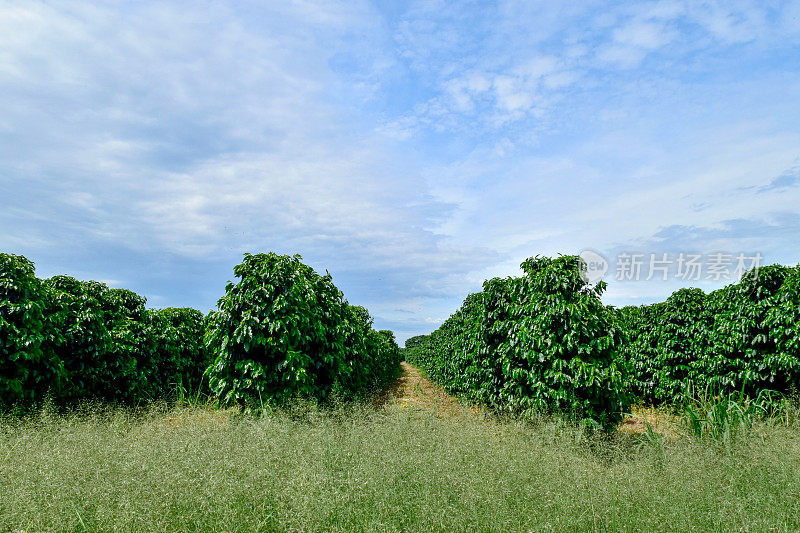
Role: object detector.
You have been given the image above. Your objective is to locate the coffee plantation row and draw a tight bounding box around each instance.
[0,252,401,409]
[620,264,800,405]
[405,256,800,431]
[4,250,799,428]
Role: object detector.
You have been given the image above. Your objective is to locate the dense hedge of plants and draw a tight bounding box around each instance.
[0,254,62,407]
[205,253,402,407]
[617,288,711,404]
[407,255,631,430]
[338,307,402,397]
[404,335,430,350]
[620,265,800,405]
[402,334,430,362]
[1,254,212,407]
[149,308,211,397]
[2,252,402,410]
[46,276,143,403]
[6,247,798,423]
[407,292,488,401]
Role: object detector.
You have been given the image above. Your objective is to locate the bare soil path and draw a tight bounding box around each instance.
[375,361,479,418]
[379,361,678,435]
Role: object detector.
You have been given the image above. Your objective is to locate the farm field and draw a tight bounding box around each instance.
[2,363,800,532]
[3,252,800,531]
[3,3,800,531]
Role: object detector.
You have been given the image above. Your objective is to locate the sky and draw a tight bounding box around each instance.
[1,0,799,342]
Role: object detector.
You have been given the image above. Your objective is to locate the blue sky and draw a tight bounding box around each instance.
[2,1,799,342]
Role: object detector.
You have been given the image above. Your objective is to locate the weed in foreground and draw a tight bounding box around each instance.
[1,403,800,532]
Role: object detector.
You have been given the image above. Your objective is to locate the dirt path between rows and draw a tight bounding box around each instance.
[375,361,480,418]
[378,361,677,435]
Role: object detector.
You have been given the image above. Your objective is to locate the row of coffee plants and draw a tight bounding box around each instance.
[0,253,211,407]
[407,254,800,426]
[405,255,631,431]
[1,252,401,410]
[618,264,800,405]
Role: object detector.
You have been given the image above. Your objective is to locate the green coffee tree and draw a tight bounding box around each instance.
[148,308,211,397]
[206,253,400,407]
[410,255,631,430]
[0,254,62,407]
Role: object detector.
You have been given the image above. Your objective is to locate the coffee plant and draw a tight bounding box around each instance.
[407,255,631,431]
[765,266,800,377]
[4,248,797,426]
[406,292,489,402]
[44,277,154,403]
[206,253,401,407]
[404,335,430,350]
[621,265,800,405]
[403,334,431,362]
[148,308,211,397]
[618,288,711,404]
[336,306,402,395]
[0,254,62,407]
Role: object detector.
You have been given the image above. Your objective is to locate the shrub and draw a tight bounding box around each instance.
[704,265,797,396]
[765,266,800,381]
[410,255,631,430]
[486,256,630,429]
[621,265,800,405]
[0,254,63,407]
[148,308,211,397]
[407,292,489,402]
[404,335,430,350]
[378,330,399,350]
[45,278,210,403]
[206,253,400,407]
[338,308,402,395]
[45,277,147,403]
[619,288,711,404]
[403,334,431,363]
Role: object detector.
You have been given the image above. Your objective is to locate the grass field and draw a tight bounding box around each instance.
[2,365,800,532]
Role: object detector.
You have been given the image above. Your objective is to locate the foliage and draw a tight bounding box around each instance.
[377,329,399,350]
[3,264,212,406]
[618,288,711,404]
[3,252,398,408]
[621,265,800,405]
[402,334,430,362]
[408,255,631,430]
[764,266,800,379]
[148,308,211,397]
[5,247,798,419]
[404,335,430,349]
[337,307,402,395]
[206,253,400,407]
[0,254,62,407]
[406,292,488,402]
[44,276,148,403]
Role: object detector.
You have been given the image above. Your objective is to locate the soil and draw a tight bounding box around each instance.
[378,361,678,435]
[374,361,480,418]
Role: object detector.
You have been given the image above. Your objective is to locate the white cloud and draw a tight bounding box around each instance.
[686,0,769,43]
[2,0,799,341]
[613,20,676,49]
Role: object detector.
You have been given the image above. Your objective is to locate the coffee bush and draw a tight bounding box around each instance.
[206,253,400,407]
[410,255,631,430]
[0,254,63,407]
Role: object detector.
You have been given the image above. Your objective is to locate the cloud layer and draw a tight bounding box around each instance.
[2,0,799,340]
